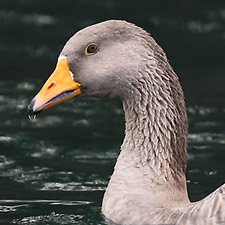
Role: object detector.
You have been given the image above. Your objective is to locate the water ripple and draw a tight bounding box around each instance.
[0,199,90,206]
[188,133,225,144]
[0,204,27,212]
[0,136,14,143]
[187,105,218,115]
[41,180,107,192]
[17,82,36,91]
[12,212,83,225]
[30,116,64,128]
[0,9,55,26]
[0,155,14,168]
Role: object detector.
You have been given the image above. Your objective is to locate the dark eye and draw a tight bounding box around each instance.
[85,43,99,55]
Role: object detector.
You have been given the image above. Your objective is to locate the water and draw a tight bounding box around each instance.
[1,0,225,224]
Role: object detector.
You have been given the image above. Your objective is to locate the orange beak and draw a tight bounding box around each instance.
[28,58,81,118]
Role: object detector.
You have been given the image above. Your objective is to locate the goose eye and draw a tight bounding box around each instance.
[85,43,99,55]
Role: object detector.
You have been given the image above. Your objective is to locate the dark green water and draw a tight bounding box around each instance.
[1,1,225,224]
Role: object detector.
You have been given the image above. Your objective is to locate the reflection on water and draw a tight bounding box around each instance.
[0,0,225,224]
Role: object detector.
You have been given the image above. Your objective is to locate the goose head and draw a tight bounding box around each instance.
[28,20,166,116]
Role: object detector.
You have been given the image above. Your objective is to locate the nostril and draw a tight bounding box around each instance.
[47,82,55,90]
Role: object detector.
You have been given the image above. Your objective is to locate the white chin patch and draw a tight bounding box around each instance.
[69,71,75,80]
[58,55,67,61]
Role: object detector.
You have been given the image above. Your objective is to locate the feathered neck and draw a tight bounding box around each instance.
[118,38,188,182]
[102,36,190,222]
[122,67,188,182]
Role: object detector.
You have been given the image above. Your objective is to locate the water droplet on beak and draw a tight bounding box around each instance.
[28,114,37,120]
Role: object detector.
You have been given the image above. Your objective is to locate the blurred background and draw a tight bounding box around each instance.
[0,0,225,224]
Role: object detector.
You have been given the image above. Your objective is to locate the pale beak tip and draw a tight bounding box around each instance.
[27,98,41,120]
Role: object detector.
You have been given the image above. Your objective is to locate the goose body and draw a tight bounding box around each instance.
[28,20,225,225]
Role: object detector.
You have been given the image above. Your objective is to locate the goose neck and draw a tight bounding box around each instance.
[120,69,188,185]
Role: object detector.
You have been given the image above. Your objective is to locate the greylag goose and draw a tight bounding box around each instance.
[28,20,225,225]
